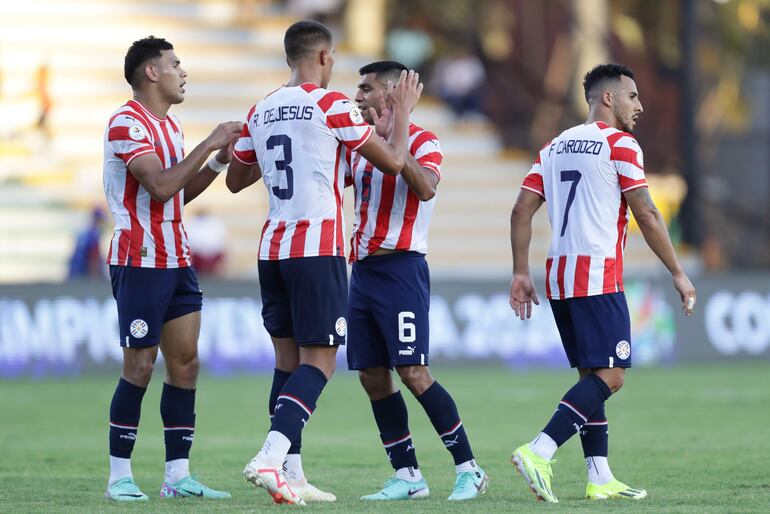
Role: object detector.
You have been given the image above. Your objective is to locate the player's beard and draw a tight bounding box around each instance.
[614,107,635,133]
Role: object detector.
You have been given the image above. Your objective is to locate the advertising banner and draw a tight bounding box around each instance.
[0,274,767,378]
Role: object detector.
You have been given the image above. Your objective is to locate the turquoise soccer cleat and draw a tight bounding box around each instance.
[448,466,489,500]
[160,474,231,499]
[361,476,430,500]
[105,477,149,502]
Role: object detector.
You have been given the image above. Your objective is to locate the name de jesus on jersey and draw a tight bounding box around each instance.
[234,83,372,261]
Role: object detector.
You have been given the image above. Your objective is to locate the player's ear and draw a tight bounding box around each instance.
[601,89,613,108]
[319,47,329,66]
[144,62,159,84]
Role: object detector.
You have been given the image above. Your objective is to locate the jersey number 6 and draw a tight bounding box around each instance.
[267,134,294,200]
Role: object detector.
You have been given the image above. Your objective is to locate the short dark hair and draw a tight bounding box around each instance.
[582,64,634,102]
[284,20,332,63]
[124,36,173,87]
[359,60,408,82]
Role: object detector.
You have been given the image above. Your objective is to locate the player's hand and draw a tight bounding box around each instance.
[388,69,423,113]
[206,121,242,150]
[215,141,234,164]
[509,273,540,320]
[370,90,392,138]
[673,271,696,316]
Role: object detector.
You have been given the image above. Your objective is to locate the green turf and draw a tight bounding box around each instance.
[1,363,769,512]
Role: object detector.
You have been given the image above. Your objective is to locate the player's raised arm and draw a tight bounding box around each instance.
[509,188,545,320]
[225,113,262,193]
[127,121,241,203]
[356,70,423,175]
[624,187,696,315]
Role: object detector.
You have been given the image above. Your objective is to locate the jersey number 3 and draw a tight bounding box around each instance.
[267,134,294,200]
[559,169,582,237]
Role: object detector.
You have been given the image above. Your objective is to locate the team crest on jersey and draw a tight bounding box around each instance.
[349,107,364,125]
[128,124,146,142]
[615,340,631,360]
[130,319,148,338]
[335,317,347,336]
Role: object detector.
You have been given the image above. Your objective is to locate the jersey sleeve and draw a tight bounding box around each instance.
[610,133,647,192]
[344,149,354,186]
[233,105,258,165]
[107,114,155,166]
[316,90,373,151]
[410,130,443,177]
[521,150,546,198]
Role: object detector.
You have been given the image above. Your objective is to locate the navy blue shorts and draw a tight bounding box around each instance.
[549,292,632,369]
[110,265,202,348]
[258,256,347,346]
[347,252,430,370]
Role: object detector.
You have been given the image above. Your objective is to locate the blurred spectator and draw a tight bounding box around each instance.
[68,207,106,280]
[431,47,486,119]
[185,210,227,276]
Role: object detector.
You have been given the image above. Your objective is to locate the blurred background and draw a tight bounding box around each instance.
[1,0,769,376]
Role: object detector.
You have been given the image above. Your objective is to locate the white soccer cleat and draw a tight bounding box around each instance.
[287,478,337,502]
[243,456,305,506]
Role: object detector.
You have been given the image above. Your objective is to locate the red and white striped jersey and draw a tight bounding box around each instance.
[234,83,372,260]
[348,123,443,262]
[521,121,647,300]
[103,99,191,268]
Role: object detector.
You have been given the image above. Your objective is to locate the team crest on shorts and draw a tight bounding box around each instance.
[615,340,631,360]
[130,319,148,338]
[335,317,347,337]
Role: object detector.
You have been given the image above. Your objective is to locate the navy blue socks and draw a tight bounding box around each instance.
[371,391,419,471]
[160,382,196,461]
[580,402,609,457]
[270,364,327,445]
[416,381,474,465]
[270,368,301,454]
[109,378,146,458]
[543,373,612,447]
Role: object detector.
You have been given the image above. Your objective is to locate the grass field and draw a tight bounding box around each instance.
[1,363,769,513]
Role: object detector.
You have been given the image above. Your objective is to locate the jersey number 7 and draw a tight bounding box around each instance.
[559,169,582,237]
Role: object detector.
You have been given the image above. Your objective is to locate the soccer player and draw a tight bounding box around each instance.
[225,21,422,505]
[346,61,488,501]
[508,63,696,503]
[103,36,241,501]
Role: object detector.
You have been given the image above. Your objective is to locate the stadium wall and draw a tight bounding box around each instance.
[0,274,768,378]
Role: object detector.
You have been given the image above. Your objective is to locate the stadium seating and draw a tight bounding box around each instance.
[0,0,663,282]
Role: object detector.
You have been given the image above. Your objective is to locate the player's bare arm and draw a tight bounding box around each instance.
[128,121,241,203]
[184,142,234,204]
[399,154,438,201]
[509,189,545,320]
[624,186,696,315]
[225,157,262,193]
[357,70,422,175]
